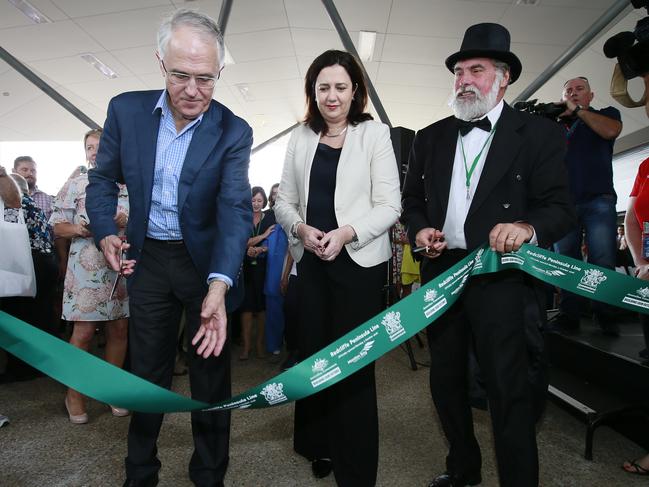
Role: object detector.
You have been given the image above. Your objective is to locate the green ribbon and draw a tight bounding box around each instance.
[1,243,647,413]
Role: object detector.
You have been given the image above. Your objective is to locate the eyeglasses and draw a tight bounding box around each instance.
[160,60,218,89]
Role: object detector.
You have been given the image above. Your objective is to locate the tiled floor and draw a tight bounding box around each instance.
[0,343,647,486]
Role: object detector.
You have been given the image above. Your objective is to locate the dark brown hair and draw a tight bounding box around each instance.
[303,50,372,134]
[251,186,267,208]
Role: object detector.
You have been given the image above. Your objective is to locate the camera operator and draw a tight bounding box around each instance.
[550,76,623,336]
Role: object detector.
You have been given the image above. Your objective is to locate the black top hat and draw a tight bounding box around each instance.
[445,23,522,84]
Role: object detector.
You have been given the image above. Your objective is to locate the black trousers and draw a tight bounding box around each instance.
[424,252,541,487]
[3,251,57,378]
[283,274,299,353]
[294,250,386,487]
[125,239,231,487]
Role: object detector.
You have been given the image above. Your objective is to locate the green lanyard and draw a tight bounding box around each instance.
[459,123,497,200]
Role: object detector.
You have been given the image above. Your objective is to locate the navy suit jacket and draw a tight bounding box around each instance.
[86,90,253,310]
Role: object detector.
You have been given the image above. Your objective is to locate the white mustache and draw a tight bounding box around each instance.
[455,85,480,98]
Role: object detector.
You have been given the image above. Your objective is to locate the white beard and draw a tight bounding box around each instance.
[449,71,503,121]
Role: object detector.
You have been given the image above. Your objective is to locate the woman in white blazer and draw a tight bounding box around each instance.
[274,50,401,487]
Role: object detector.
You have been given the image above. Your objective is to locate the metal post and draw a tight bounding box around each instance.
[217,0,233,36]
[320,0,392,127]
[251,123,299,154]
[0,46,101,129]
[514,0,632,103]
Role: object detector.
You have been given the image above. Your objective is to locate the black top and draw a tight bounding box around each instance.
[245,210,275,263]
[306,143,341,233]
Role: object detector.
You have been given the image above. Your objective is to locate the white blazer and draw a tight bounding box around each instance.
[274,120,401,268]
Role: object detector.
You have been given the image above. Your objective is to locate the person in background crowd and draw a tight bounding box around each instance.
[268,182,280,210]
[401,23,575,487]
[53,166,90,331]
[400,234,420,298]
[274,49,400,486]
[619,72,649,480]
[13,156,53,221]
[622,73,649,482]
[616,224,633,273]
[264,182,289,358]
[239,186,275,360]
[391,221,408,299]
[3,171,57,381]
[550,76,622,336]
[280,253,299,370]
[0,165,22,428]
[85,10,252,486]
[50,128,130,424]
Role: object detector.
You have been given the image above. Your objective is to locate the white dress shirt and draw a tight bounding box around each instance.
[443,100,504,249]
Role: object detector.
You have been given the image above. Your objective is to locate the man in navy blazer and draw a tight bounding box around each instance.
[86,10,252,487]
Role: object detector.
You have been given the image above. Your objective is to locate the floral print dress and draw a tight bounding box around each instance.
[49,174,129,321]
[4,194,54,254]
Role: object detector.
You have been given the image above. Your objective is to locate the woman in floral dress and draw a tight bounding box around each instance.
[50,128,129,424]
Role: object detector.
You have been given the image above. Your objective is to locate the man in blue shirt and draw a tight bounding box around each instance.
[86,10,252,487]
[552,76,623,335]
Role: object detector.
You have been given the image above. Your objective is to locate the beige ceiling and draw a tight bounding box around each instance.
[0,0,647,145]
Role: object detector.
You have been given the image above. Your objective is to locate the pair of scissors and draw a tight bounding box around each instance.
[109,240,127,300]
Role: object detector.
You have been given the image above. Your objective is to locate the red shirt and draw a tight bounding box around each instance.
[630,157,649,229]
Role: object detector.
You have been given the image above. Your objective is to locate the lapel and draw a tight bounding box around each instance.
[434,118,461,214]
[467,103,523,219]
[135,94,162,219]
[335,123,356,193]
[302,126,321,209]
[177,101,222,213]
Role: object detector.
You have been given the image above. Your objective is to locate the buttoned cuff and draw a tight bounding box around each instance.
[207,273,233,289]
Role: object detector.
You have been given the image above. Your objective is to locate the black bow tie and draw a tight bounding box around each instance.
[456,117,492,136]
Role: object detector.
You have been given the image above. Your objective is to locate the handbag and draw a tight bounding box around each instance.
[0,198,37,297]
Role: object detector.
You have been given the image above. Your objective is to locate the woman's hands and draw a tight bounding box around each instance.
[297,223,355,262]
[247,246,267,258]
[262,224,276,239]
[635,264,649,281]
[318,225,355,261]
[297,223,325,255]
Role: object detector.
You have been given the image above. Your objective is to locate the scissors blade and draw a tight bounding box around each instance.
[109,244,125,300]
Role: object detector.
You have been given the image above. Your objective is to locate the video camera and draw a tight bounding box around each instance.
[603,0,649,80]
[513,99,567,121]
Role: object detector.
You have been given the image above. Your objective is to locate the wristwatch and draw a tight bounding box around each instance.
[572,104,583,116]
[290,221,303,239]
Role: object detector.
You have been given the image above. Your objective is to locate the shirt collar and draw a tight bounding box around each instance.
[480,98,504,127]
[153,90,205,128]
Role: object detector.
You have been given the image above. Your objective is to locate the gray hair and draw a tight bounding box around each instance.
[492,60,511,84]
[157,9,225,69]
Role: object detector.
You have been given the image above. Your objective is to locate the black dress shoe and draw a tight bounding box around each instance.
[123,473,159,487]
[311,458,333,478]
[427,471,481,487]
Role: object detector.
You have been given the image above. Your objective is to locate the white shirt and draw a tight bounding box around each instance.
[443,100,504,249]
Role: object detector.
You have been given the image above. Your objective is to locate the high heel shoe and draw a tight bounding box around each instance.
[64,396,88,424]
[110,405,130,417]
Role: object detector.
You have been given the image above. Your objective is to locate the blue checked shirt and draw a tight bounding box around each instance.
[148,91,232,287]
[147,91,203,241]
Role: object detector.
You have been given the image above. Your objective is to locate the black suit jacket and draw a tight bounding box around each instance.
[401,102,576,281]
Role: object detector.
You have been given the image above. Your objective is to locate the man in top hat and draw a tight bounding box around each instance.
[401,23,576,487]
